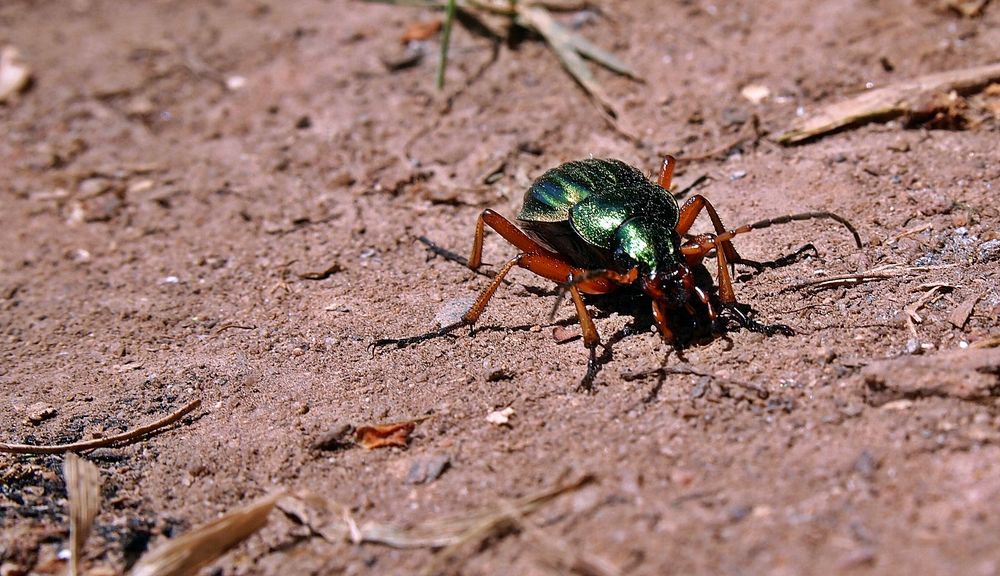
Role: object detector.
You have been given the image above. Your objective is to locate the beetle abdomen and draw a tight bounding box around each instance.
[518,160,603,224]
[519,219,617,270]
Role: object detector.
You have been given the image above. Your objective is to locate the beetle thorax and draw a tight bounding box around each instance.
[612,217,682,275]
[613,217,693,307]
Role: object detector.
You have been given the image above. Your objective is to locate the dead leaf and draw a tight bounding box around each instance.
[355,419,421,449]
[948,292,982,329]
[64,453,101,576]
[777,62,1000,144]
[401,19,442,43]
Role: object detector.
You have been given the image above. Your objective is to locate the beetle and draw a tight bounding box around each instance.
[374,156,861,371]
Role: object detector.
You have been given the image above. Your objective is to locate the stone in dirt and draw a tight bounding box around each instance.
[861,348,1000,405]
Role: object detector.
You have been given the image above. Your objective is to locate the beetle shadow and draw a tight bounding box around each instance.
[379,238,815,389]
[570,257,803,392]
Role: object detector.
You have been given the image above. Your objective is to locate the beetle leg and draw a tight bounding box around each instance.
[657,155,677,189]
[461,252,610,348]
[693,285,717,321]
[567,284,600,349]
[462,256,522,325]
[676,195,744,266]
[650,299,676,344]
[468,209,560,270]
[565,267,639,290]
[681,233,738,304]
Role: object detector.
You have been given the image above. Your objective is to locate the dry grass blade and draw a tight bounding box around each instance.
[777,62,1000,144]
[517,6,618,117]
[360,474,595,548]
[366,0,639,129]
[504,500,620,576]
[280,475,595,550]
[129,492,283,576]
[64,453,102,576]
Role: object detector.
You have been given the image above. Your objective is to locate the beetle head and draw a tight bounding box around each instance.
[640,264,695,308]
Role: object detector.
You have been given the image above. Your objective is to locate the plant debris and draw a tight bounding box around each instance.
[355,418,425,449]
[279,474,595,549]
[296,261,344,280]
[943,0,991,17]
[64,454,101,576]
[400,18,443,43]
[0,45,32,102]
[129,492,283,576]
[948,292,982,329]
[0,399,201,454]
[777,62,1000,144]
[366,0,639,120]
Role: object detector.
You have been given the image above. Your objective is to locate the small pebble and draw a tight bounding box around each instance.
[312,423,355,451]
[406,454,451,484]
[977,239,1000,263]
[486,407,514,426]
[731,170,747,181]
[721,107,749,126]
[25,402,56,425]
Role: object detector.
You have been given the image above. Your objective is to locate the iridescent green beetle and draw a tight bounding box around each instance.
[376,157,861,363]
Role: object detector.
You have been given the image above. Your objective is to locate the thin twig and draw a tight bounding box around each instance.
[0,399,201,454]
[782,264,956,292]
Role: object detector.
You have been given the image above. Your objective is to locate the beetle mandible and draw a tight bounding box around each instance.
[374,156,861,365]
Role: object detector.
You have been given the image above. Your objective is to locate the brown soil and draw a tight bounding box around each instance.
[2,1,1000,574]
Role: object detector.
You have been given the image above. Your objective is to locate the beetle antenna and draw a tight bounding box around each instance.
[744,211,862,248]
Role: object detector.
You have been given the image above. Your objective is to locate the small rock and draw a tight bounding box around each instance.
[25,402,56,425]
[486,368,514,382]
[78,177,112,198]
[730,170,747,181]
[977,239,1000,263]
[853,450,878,480]
[862,348,1000,405]
[225,75,247,91]
[0,46,32,102]
[740,84,770,104]
[721,107,749,126]
[486,407,514,426]
[406,454,451,484]
[551,325,579,343]
[312,423,356,451]
[435,297,473,328]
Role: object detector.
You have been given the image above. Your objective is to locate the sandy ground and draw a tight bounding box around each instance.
[2,1,1000,574]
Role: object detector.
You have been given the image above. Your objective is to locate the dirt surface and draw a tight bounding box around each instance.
[2,1,1000,574]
